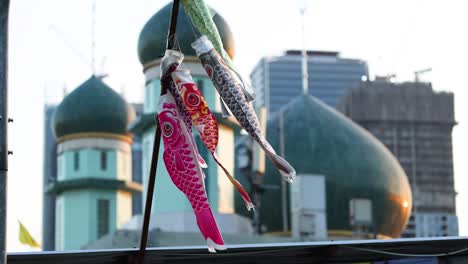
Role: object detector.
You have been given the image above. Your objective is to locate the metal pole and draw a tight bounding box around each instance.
[136,0,180,263]
[0,0,10,263]
[279,110,288,232]
[245,145,262,235]
[410,124,417,214]
[91,0,96,74]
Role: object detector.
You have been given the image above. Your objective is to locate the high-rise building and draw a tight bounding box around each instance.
[250,50,368,114]
[42,104,57,251]
[337,80,458,237]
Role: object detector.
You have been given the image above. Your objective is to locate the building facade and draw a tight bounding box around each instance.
[250,50,368,114]
[42,104,57,250]
[337,80,458,237]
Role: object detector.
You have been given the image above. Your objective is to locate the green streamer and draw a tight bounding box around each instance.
[181,0,234,67]
[182,0,256,102]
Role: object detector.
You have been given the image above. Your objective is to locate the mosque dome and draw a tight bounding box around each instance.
[53,75,135,140]
[137,2,235,66]
[259,95,412,238]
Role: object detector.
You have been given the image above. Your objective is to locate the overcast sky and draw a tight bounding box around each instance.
[6,0,468,251]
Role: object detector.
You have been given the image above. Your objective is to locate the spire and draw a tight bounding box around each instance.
[299,3,308,95]
[91,0,96,75]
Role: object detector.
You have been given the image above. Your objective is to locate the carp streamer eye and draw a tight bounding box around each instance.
[162,122,173,137]
[187,93,201,106]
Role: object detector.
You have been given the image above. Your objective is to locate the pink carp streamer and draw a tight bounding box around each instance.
[158,93,226,253]
[161,50,207,169]
[172,69,255,211]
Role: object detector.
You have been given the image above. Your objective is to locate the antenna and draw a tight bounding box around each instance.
[91,0,96,75]
[49,25,92,70]
[299,3,308,95]
[62,83,68,99]
[49,1,103,77]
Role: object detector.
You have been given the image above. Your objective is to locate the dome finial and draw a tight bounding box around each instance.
[95,73,109,80]
[91,0,96,75]
[52,77,135,140]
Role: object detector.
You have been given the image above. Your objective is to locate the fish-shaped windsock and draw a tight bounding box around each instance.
[161,49,207,169]
[192,36,296,183]
[158,93,226,253]
[171,69,255,211]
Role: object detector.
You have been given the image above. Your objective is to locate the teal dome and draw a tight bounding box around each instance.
[257,96,412,238]
[53,76,135,139]
[137,3,235,65]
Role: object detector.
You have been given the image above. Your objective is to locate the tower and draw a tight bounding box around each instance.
[338,80,458,237]
[131,3,240,215]
[49,76,142,250]
[250,51,368,114]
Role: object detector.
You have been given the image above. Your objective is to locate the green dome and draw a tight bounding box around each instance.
[137,3,235,65]
[258,96,412,238]
[53,76,135,139]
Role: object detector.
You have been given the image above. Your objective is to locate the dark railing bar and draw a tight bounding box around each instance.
[0,1,9,264]
[136,0,180,263]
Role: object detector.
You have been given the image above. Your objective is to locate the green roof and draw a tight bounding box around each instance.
[251,96,412,238]
[137,3,235,65]
[53,76,135,139]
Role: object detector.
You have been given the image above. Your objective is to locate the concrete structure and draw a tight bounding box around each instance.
[42,105,58,250]
[123,212,253,235]
[86,210,293,250]
[337,80,458,238]
[250,50,368,114]
[290,175,327,240]
[49,76,142,250]
[258,95,412,239]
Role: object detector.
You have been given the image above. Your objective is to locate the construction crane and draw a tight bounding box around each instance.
[414,67,432,82]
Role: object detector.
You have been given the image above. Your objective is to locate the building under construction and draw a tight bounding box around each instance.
[337,79,458,238]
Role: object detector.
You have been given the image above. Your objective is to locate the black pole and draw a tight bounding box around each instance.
[166,0,180,52]
[0,0,9,263]
[136,1,180,263]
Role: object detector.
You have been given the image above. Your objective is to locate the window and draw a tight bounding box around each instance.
[97,199,110,239]
[196,79,204,95]
[55,200,63,250]
[122,153,127,174]
[100,151,107,171]
[73,152,79,171]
